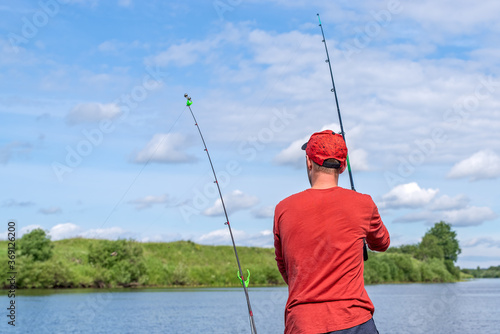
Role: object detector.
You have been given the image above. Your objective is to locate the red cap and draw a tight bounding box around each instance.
[301,130,348,173]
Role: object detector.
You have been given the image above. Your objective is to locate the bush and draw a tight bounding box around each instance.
[88,239,147,286]
[419,258,454,282]
[19,229,54,262]
[17,259,74,288]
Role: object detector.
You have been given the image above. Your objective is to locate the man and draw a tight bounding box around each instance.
[274,130,390,334]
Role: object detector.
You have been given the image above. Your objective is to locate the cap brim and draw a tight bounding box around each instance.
[322,160,341,168]
[301,142,307,150]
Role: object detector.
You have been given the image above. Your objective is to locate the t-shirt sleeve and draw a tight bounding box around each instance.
[366,205,390,252]
[274,205,288,284]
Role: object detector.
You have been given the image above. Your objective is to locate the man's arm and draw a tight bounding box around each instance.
[366,206,390,252]
[274,212,288,284]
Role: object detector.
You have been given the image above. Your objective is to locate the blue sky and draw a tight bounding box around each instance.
[1,0,499,268]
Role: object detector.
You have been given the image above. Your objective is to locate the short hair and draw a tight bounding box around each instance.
[312,158,341,174]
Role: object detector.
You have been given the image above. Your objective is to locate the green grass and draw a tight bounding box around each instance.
[140,241,282,286]
[0,239,283,289]
[1,238,463,289]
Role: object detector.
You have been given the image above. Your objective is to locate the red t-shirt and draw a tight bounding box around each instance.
[274,187,390,334]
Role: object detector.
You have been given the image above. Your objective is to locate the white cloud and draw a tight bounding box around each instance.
[48,223,132,241]
[251,205,275,219]
[0,225,44,241]
[441,206,497,227]
[393,211,434,224]
[147,40,214,67]
[39,206,62,215]
[381,182,439,209]
[458,234,500,268]
[80,226,132,240]
[402,1,500,35]
[20,224,43,236]
[98,40,118,52]
[1,223,144,241]
[139,233,183,243]
[128,194,170,210]
[447,149,500,181]
[197,228,239,244]
[1,198,35,207]
[0,223,135,241]
[197,228,273,247]
[203,190,259,216]
[386,233,420,248]
[463,237,500,248]
[146,23,244,68]
[117,0,132,7]
[63,0,99,6]
[349,148,369,171]
[428,194,470,211]
[66,102,121,125]
[98,40,147,53]
[273,135,308,168]
[0,142,33,164]
[49,223,82,240]
[133,133,195,164]
[394,205,497,227]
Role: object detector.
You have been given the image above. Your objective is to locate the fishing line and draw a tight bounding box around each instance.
[317,14,368,261]
[99,106,187,229]
[184,94,257,334]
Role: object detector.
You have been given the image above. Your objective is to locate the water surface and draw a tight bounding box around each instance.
[2,279,499,333]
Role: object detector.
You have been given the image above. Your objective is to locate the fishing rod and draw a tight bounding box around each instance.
[183,94,257,334]
[317,14,368,261]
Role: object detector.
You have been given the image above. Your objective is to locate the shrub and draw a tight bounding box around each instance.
[19,228,54,262]
[88,239,147,286]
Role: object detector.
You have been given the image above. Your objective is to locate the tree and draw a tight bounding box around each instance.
[416,234,444,261]
[19,228,54,262]
[426,221,461,262]
[387,243,419,256]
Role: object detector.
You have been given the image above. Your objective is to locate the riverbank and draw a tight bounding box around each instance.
[1,239,282,289]
[1,236,468,289]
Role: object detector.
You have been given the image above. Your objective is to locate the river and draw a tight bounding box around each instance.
[2,279,499,333]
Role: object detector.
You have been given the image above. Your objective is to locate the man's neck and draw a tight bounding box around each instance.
[310,173,339,189]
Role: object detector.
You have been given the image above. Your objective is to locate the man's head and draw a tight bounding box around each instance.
[301,130,348,174]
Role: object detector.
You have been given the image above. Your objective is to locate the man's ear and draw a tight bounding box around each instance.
[306,155,313,170]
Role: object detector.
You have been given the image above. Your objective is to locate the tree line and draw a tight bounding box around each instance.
[1,221,483,289]
[461,266,500,278]
[363,221,462,284]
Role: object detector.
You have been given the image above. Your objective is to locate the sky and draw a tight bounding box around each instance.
[1,0,499,269]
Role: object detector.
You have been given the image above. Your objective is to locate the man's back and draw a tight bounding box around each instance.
[274,186,390,333]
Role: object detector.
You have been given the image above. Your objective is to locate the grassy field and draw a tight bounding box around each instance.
[1,239,283,288]
[1,237,465,289]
